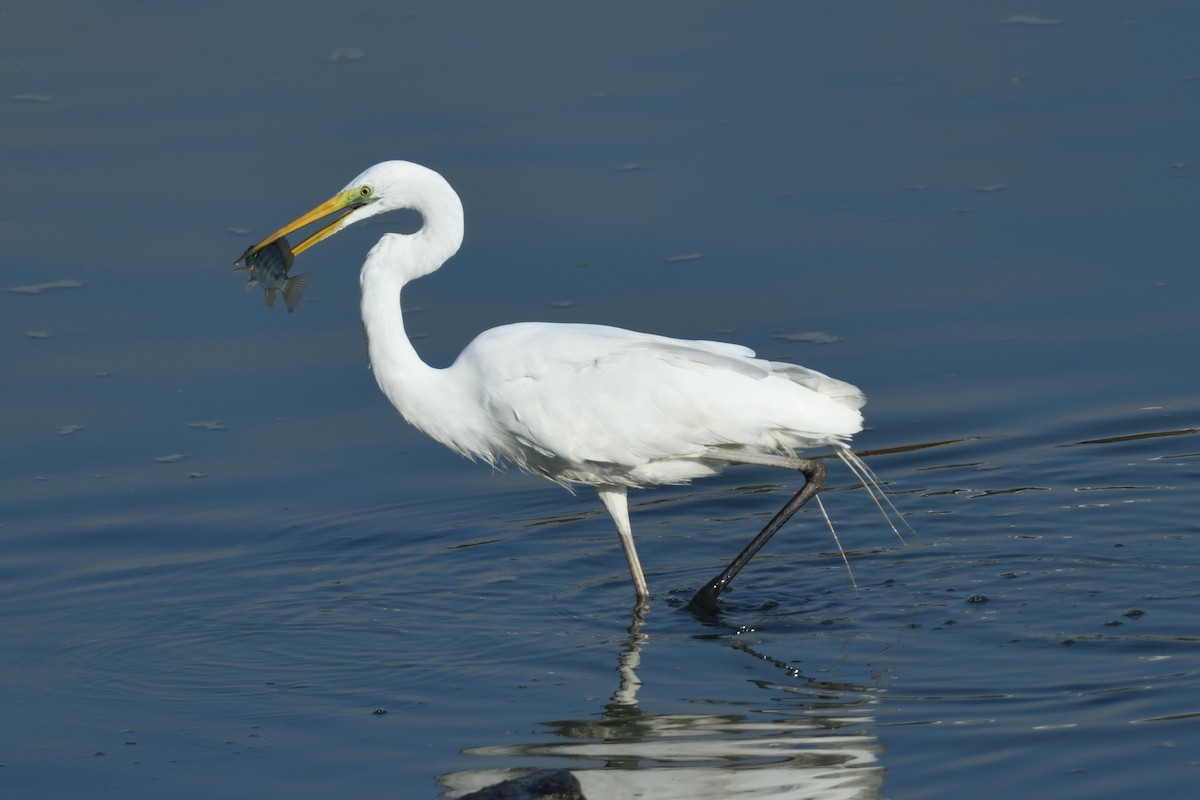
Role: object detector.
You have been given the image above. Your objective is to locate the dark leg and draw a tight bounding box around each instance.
[688,458,826,612]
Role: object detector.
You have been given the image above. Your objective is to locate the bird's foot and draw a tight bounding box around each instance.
[686,579,726,615]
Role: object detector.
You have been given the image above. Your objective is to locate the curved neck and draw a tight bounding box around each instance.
[357,171,464,410]
[358,231,487,460]
[353,165,490,458]
[360,236,439,425]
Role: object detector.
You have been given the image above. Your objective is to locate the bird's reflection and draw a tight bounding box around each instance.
[438,611,884,799]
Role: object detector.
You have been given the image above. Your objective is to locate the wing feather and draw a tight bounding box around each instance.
[453,322,864,476]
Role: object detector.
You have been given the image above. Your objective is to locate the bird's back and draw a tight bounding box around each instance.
[447,322,865,486]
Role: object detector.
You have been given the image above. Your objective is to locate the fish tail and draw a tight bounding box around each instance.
[283,273,311,313]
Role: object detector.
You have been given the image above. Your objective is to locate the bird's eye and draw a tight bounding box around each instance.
[359,186,373,198]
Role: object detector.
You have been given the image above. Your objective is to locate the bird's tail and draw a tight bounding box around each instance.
[834,447,912,543]
[814,447,911,595]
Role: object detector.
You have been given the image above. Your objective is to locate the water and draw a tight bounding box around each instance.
[3,2,1198,798]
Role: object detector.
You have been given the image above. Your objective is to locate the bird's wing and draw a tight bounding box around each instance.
[456,323,863,471]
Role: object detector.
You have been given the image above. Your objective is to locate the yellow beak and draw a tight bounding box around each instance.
[236,189,363,265]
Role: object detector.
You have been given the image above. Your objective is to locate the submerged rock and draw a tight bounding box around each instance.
[457,769,585,800]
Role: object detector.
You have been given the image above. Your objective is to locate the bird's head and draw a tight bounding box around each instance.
[235,161,459,267]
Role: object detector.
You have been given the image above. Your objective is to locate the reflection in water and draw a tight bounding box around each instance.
[439,615,883,799]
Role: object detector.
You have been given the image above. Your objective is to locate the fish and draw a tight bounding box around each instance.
[235,236,310,312]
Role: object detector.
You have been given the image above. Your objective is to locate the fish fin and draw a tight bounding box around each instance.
[263,289,277,308]
[277,237,295,271]
[244,276,258,292]
[283,273,310,313]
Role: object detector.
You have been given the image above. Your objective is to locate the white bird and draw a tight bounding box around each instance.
[239,161,900,611]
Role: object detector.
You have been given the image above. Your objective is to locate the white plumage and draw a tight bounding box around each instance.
[452,322,865,485]
[243,160,897,610]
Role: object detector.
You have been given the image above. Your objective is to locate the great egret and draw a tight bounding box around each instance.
[239,161,899,610]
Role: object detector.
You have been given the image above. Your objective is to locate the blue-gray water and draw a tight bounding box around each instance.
[3,3,1198,798]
